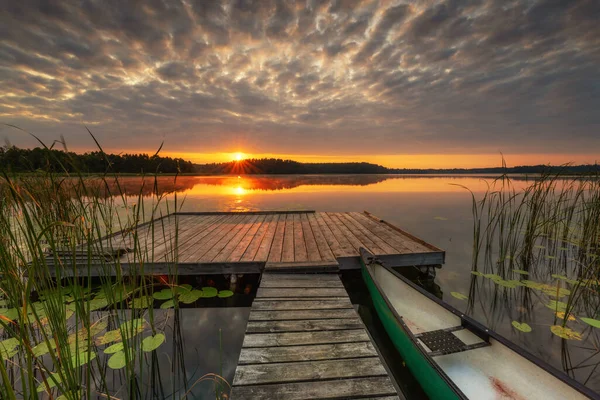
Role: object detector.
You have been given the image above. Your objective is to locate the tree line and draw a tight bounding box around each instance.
[0,146,195,173]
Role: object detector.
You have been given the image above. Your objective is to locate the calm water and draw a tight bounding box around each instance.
[80,174,600,395]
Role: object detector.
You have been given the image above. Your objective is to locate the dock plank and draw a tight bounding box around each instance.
[317,212,355,257]
[250,299,353,311]
[249,309,357,321]
[231,376,397,400]
[188,214,246,261]
[324,212,370,253]
[293,213,309,262]
[256,288,348,298]
[212,214,259,262]
[306,213,337,261]
[246,318,363,333]
[349,212,412,253]
[260,273,340,282]
[177,215,235,262]
[281,213,295,262]
[238,342,378,364]
[242,329,370,347]
[233,357,386,386]
[267,215,286,263]
[229,214,266,261]
[300,213,322,262]
[252,214,280,261]
[259,278,343,288]
[339,212,396,254]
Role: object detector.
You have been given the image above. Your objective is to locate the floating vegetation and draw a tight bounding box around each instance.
[512,269,529,275]
[556,312,576,321]
[202,287,218,298]
[550,325,583,341]
[450,292,468,300]
[470,271,484,276]
[580,318,600,329]
[141,333,166,352]
[218,290,234,298]
[511,321,532,333]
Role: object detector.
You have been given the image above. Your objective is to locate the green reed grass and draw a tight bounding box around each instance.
[0,132,228,399]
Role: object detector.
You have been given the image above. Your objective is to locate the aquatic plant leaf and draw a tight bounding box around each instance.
[511,321,532,333]
[450,292,468,300]
[559,247,569,251]
[69,350,96,368]
[32,341,54,357]
[545,300,568,312]
[0,308,17,320]
[36,373,62,392]
[580,318,600,329]
[86,297,109,312]
[130,296,153,309]
[56,391,80,400]
[552,274,568,280]
[556,312,576,321]
[522,280,544,290]
[542,286,571,297]
[173,285,192,294]
[218,290,234,298]
[160,299,175,309]
[202,287,218,298]
[494,279,522,288]
[433,216,448,220]
[534,245,546,249]
[545,255,556,260]
[0,338,19,359]
[179,290,203,304]
[141,333,165,352]
[513,269,529,275]
[103,342,124,354]
[97,329,121,345]
[152,289,174,300]
[108,350,127,369]
[470,271,484,276]
[550,325,582,341]
[484,273,501,280]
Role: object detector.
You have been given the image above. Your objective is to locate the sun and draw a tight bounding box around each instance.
[233,152,245,161]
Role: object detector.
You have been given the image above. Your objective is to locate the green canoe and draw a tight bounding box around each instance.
[359,248,597,400]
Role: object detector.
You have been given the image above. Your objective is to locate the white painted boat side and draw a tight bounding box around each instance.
[371,263,589,400]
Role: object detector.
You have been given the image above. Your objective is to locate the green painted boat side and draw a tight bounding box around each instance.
[361,262,461,400]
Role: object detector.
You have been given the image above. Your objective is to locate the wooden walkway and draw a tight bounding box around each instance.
[231,273,401,399]
[78,211,443,274]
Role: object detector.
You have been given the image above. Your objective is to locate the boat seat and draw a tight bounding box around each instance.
[414,326,490,357]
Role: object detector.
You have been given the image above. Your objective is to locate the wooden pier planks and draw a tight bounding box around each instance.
[231,273,399,400]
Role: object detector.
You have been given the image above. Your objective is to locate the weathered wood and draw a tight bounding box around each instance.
[204,214,256,261]
[318,212,356,256]
[259,278,344,288]
[184,214,246,261]
[325,212,370,253]
[228,214,266,261]
[267,214,286,262]
[212,214,260,262]
[240,214,272,261]
[175,210,316,215]
[238,341,378,364]
[306,213,337,261]
[264,260,339,273]
[231,376,397,399]
[349,212,412,253]
[281,213,295,262]
[338,212,397,254]
[233,357,386,386]
[250,299,353,311]
[300,213,321,262]
[246,318,363,333]
[177,214,236,262]
[249,309,357,321]
[260,273,340,281]
[242,329,370,347]
[253,214,280,261]
[256,287,348,298]
[292,213,309,262]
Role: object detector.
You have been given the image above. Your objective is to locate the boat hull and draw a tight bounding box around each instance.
[361,262,461,400]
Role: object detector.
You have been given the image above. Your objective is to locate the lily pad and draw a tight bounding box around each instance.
[108,350,127,369]
[86,297,109,312]
[201,287,218,298]
[450,292,468,301]
[160,299,175,309]
[495,279,522,288]
[218,290,234,298]
[179,290,203,304]
[130,296,153,309]
[484,273,502,280]
[36,373,62,392]
[511,321,532,333]
[580,317,600,329]
[141,333,166,352]
[470,271,484,276]
[550,325,582,340]
[173,284,192,294]
[522,280,544,290]
[513,269,529,275]
[104,342,124,354]
[69,350,96,368]
[32,341,56,357]
[545,300,568,312]
[152,289,174,300]
[556,312,576,321]
[0,308,17,321]
[0,338,19,359]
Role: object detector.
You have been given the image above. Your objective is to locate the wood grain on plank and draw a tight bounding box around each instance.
[250,299,353,311]
[246,318,363,333]
[293,213,309,262]
[233,357,386,386]
[259,278,344,288]
[212,214,259,262]
[184,214,246,262]
[203,214,256,261]
[325,212,371,253]
[338,212,396,254]
[267,215,286,262]
[252,214,280,261]
[240,214,273,261]
[256,287,348,298]
[177,214,235,262]
[249,309,357,321]
[306,213,337,261]
[300,213,322,262]
[228,214,266,261]
[281,213,295,262]
[242,329,370,347]
[317,212,355,256]
[238,341,378,364]
[348,212,412,253]
[231,376,397,400]
[260,273,340,282]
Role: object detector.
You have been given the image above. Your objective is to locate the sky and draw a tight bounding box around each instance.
[1,0,599,168]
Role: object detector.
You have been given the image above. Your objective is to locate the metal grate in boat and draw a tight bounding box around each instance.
[415,327,490,357]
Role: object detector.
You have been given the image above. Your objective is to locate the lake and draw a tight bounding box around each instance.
[8,173,599,398]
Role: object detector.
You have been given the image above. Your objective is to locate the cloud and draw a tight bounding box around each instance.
[0,0,598,156]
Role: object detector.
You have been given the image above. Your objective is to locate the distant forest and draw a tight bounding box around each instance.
[1,146,598,175]
[0,146,195,173]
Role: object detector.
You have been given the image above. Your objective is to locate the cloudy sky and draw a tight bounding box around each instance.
[1,0,599,167]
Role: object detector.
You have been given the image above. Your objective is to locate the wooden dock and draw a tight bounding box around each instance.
[74,210,444,275]
[231,273,402,399]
